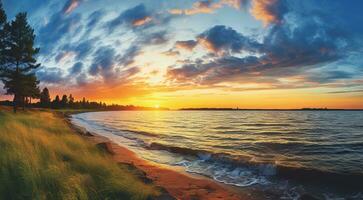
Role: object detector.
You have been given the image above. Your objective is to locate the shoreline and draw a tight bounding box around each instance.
[64,113,249,200]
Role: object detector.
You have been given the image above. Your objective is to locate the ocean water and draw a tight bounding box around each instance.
[71,110,363,199]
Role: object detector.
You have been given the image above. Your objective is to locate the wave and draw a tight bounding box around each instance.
[116,129,159,138]
[72,116,160,138]
[146,142,363,190]
[243,123,293,127]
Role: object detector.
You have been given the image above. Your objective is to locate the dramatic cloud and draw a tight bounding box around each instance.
[197,25,261,55]
[169,0,246,15]
[87,45,143,84]
[167,0,360,86]
[167,56,261,84]
[250,0,288,25]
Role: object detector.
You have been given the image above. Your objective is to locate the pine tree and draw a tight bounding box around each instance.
[69,94,74,108]
[40,87,51,107]
[20,73,40,109]
[82,97,86,108]
[61,94,68,108]
[52,95,60,109]
[0,12,40,112]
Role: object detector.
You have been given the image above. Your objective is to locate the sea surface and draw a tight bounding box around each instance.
[71,110,363,199]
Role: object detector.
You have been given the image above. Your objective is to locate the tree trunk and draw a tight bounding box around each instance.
[13,95,17,113]
[22,97,26,111]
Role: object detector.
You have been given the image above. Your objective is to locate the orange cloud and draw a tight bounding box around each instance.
[219,0,245,9]
[175,40,198,51]
[64,0,80,14]
[250,0,285,25]
[132,16,152,26]
[197,37,219,53]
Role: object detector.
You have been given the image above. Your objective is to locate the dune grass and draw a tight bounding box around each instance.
[0,107,158,200]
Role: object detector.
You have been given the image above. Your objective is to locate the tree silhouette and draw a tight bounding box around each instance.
[52,95,60,109]
[69,94,74,108]
[0,12,40,112]
[20,73,40,109]
[40,87,51,108]
[60,94,68,108]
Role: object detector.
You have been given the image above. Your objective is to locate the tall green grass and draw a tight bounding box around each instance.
[0,108,158,200]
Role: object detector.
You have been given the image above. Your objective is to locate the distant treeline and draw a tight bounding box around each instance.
[0,87,168,111]
[33,87,105,109]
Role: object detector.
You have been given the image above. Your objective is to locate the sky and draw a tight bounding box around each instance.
[1,0,363,109]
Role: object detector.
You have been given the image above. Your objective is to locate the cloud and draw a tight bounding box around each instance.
[37,67,65,84]
[75,73,89,86]
[37,11,82,54]
[69,62,83,75]
[132,16,152,26]
[307,71,354,84]
[141,31,169,45]
[117,30,169,67]
[166,0,363,88]
[87,45,141,85]
[117,46,141,67]
[197,25,261,55]
[117,67,140,82]
[60,38,98,60]
[106,4,152,32]
[169,0,246,15]
[259,19,342,70]
[89,46,116,80]
[168,16,351,85]
[163,49,180,57]
[328,89,363,94]
[87,10,104,28]
[54,51,75,63]
[175,40,198,51]
[63,0,82,14]
[167,56,261,84]
[250,0,288,25]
